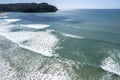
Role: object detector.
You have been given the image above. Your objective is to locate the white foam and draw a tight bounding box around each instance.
[0,56,17,80]
[26,70,71,80]
[0,29,59,57]
[62,33,84,39]
[0,20,9,25]
[20,24,50,29]
[101,57,120,76]
[0,24,15,32]
[0,19,59,57]
[0,36,79,80]
[4,19,21,23]
[19,32,58,57]
[25,59,79,80]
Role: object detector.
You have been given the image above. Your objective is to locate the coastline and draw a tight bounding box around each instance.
[0,3,58,13]
[0,9,120,80]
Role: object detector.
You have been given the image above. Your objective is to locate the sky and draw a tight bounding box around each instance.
[0,0,120,9]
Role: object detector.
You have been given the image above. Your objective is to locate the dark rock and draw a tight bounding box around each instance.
[0,3,58,12]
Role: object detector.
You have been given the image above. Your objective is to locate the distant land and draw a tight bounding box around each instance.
[0,3,58,12]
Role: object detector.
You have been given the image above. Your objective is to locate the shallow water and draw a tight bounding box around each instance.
[0,9,120,80]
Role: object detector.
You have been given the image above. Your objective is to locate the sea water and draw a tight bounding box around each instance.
[0,9,120,80]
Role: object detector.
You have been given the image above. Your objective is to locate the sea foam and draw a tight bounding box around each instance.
[20,24,50,29]
[0,21,59,57]
[0,36,80,80]
[101,49,120,76]
[1,31,58,57]
[101,57,120,76]
[4,19,21,23]
[62,33,84,39]
[0,56,17,80]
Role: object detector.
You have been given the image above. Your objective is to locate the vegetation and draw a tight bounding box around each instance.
[0,3,58,12]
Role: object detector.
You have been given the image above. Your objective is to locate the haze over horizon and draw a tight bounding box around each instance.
[0,0,120,9]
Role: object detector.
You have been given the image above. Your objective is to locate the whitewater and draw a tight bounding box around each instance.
[0,10,120,80]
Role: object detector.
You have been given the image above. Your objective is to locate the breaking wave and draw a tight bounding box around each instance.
[0,37,80,80]
[4,19,21,23]
[0,18,59,57]
[101,49,120,76]
[61,33,84,39]
[20,24,50,29]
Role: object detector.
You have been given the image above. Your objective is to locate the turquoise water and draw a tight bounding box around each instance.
[0,9,120,80]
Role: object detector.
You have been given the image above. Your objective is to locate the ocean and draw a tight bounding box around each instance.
[0,9,120,80]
